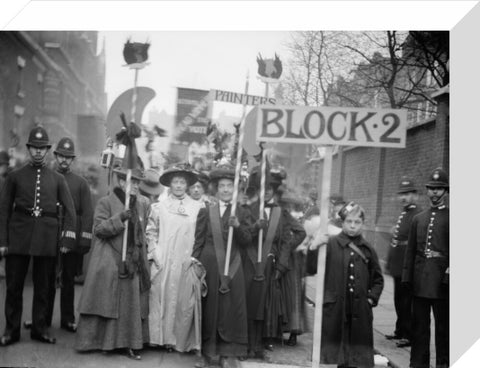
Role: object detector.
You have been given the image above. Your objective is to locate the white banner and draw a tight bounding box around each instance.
[256,105,408,148]
[211,89,275,105]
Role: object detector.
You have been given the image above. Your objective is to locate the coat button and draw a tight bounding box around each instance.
[349,288,354,292]
[350,263,354,268]
[349,275,354,280]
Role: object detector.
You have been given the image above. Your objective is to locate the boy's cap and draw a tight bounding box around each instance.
[338,201,357,221]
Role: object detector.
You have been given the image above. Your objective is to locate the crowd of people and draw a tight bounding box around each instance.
[0,126,449,368]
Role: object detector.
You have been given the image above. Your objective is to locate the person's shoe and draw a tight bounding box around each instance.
[0,334,19,347]
[125,348,141,360]
[31,332,56,344]
[219,356,229,368]
[396,338,411,348]
[254,350,265,360]
[385,333,402,340]
[23,320,32,329]
[284,334,297,346]
[61,322,77,333]
[194,356,211,368]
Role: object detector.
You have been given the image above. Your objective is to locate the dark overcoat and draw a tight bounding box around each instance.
[59,169,94,253]
[402,205,449,299]
[0,163,77,256]
[386,204,421,277]
[241,201,291,321]
[78,191,150,319]
[191,203,253,347]
[308,231,384,368]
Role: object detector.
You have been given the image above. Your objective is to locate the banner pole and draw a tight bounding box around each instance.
[256,81,270,263]
[121,68,138,263]
[312,145,333,368]
[224,70,250,276]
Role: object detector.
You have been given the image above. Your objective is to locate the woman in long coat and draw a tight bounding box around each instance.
[307,202,384,368]
[191,165,253,367]
[75,167,151,360]
[146,165,201,350]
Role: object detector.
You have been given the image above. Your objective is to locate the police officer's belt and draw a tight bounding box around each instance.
[391,239,408,246]
[417,249,445,258]
[14,205,57,218]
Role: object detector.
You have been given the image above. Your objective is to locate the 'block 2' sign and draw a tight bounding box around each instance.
[256,105,408,148]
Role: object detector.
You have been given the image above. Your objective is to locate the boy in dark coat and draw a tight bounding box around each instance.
[307,202,384,368]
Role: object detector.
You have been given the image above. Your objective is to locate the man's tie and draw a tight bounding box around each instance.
[221,202,231,217]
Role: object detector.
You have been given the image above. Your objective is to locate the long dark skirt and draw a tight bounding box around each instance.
[281,251,307,334]
[75,274,149,351]
[263,257,288,339]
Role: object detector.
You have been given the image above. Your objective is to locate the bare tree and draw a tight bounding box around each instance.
[282,31,364,107]
[283,31,442,115]
[403,31,449,87]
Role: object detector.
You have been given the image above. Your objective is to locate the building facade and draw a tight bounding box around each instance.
[0,31,107,165]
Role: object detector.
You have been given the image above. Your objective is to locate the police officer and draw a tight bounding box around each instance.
[385,177,422,348]
[43,138,93,332]
[0,127,77,346]
[402,168,449,368]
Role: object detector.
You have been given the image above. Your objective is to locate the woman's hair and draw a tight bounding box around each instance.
[170,173,189,185]
[338,201,366,221]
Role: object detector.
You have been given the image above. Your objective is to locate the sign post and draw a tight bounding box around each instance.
[254,103,407,368]
[312,145,333,367]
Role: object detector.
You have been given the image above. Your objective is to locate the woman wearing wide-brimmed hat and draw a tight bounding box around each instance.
[145,163,203,351]
[191,164,254,367]
[75,166,151,360]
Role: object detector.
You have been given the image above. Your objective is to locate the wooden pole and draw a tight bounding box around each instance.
[257,147,267,262]
[224,71,249,276]
[121,68,138,263]
[312,145,333,368]
[256,81,270,262]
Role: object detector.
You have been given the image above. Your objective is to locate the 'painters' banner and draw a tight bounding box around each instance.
[211,89,275,105]
[175,87,210,144]
[256,105,408,148]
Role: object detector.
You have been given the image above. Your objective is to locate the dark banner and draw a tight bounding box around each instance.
[175,87,210,144]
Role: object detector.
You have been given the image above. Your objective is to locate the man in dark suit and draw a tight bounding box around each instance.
[385,177,422,347]
[402,168,449,368]
[0,127,77,346]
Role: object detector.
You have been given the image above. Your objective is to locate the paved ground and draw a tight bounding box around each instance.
[0,261,436,368]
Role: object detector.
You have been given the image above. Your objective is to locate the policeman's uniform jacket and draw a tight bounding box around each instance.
[0,162,77,256]
[386,204,422,278]
[58,168,94,253]
[402,205,449,299]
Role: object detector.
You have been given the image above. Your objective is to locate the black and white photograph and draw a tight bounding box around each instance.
[0,1,476,368]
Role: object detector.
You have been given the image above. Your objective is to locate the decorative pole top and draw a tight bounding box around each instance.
[123,38,150,69]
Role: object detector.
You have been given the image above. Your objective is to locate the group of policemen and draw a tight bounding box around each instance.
[387,170,449,368]
[0,125,449,368]
[0,126,94,346]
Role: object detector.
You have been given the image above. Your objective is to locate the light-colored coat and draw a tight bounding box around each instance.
[174,257,207,352]
[146,194,202,347]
